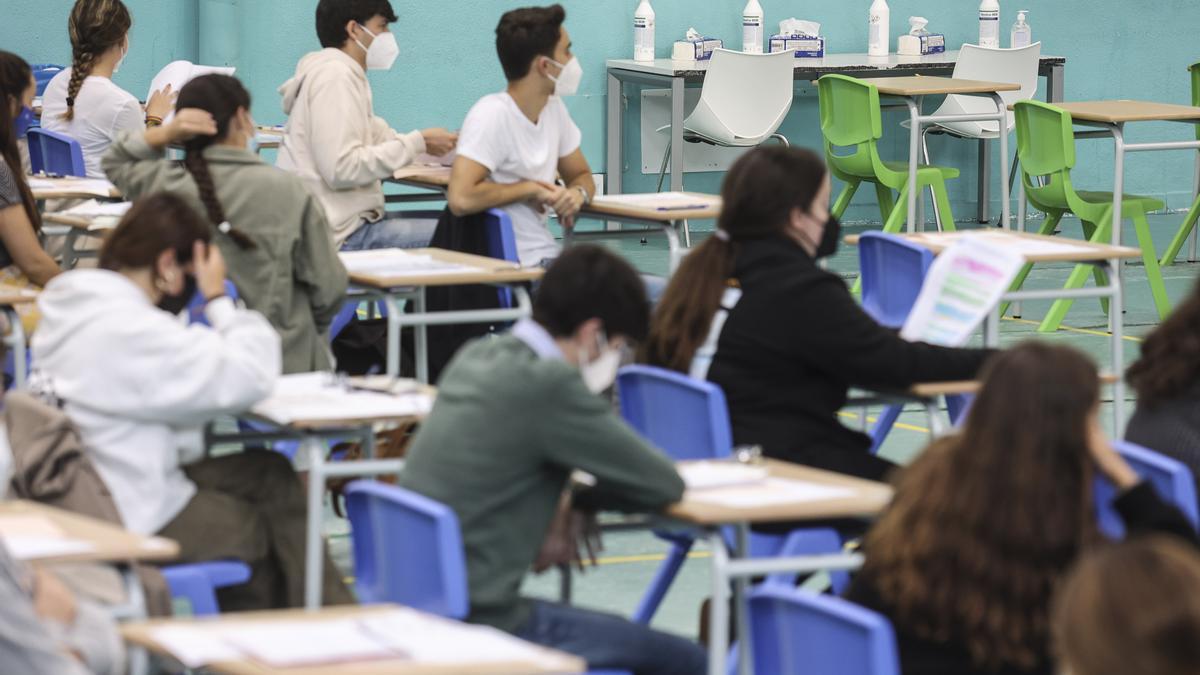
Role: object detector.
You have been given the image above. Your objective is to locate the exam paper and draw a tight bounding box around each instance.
[252,373,433,424]
[900,236,1024,347]
[340,249,480,277]
[359,609,563,666]
[685,478,854,509]
[592,192,720,211]
[3,536,95,561]
[148,61,236,122]
[59,200,132,219]
[148,625,243,668]
[224,619,400,667]
[678,461,770,491]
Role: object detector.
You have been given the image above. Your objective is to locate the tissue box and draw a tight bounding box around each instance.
[769,34,825,58]
[919,33,946,55]
[672,37,723,61]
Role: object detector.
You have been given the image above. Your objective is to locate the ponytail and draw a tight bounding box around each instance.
[181,149,257,250]
[642,237,737,372]
[63,0,131,122]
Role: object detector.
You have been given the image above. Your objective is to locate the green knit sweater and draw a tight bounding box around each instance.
[399,335,684,633]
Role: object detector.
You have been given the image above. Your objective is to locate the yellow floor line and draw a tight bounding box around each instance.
[590,551,713,567]
[837,410,931,435]
[1002,316,1144,343]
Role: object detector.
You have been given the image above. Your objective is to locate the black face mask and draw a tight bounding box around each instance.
[157,274,198,316]
[815,215,842,259]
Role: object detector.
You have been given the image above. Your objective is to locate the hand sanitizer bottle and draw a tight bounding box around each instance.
[868,0,890,57]
[743,0,764,54]
[1011,10,1032,48]
[979,0,1001,48]
[634,0,656,62]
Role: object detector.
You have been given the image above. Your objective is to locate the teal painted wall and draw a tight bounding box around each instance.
[4,0,1199,221]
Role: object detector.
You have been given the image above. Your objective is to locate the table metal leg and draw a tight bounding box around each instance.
[733,525,754,675]
[1045,64,1065,104]
[708,530,730,675]
[992,93,1012,233]
[414,288,429,384]
[304,437,326,610]
[120,564,149,675]
[1013,177,1028,317]
[977,139,991,224]
[1108,260,1127,436]
[383,294,404,380]
[670,77,686,192]
[667,222,684,274]
[607,72,623,197]
[1191,152,1200,262]
[62,229,80,270]
[3,307,26,389]
[905,99,922,234]
[1110,124,1126,329]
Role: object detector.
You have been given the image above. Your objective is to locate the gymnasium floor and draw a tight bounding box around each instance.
[325,211,1200,640]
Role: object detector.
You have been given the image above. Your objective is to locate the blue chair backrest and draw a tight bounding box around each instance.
[482,208,518,309]
[343,481,470,619]
[1095,440,1200,539]
[858,232,935,329]
[26,128,86,177]
[186,280,240,326]
[749,587,900,675]
[30,65,64,97]
[26,133,45,174]
[617,364,733,461]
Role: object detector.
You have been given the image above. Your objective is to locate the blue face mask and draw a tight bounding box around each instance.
[14,106,35,139]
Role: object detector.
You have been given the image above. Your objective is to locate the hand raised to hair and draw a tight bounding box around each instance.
[193,241,228,302]
[166,108,218,145]
[144,83,177,120]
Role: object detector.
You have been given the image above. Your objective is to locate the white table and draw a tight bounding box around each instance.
[606,51,1067,217]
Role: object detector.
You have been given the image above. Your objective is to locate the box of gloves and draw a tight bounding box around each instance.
[769,19,825,58]
[672,28,723,61]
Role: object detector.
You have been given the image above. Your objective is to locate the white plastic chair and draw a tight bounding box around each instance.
[655,48,796,194]
[916,43,1042,227]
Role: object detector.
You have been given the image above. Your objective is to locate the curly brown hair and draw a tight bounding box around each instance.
[62,0,131,121]
[862,342,1103,671]
[1128,278,1200,408]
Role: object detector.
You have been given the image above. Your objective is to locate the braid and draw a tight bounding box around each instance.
[60,51,95,121]
[62,0,132,121]
[182,149,257,250]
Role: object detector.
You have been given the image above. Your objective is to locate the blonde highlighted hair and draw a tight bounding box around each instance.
[61,0,131,121]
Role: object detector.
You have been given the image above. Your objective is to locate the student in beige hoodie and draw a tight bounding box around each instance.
[277,0,456,251]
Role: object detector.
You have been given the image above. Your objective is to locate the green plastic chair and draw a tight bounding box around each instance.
[818,74,960,237]
[1158,61,1200,267]
[1007,100,1170,332]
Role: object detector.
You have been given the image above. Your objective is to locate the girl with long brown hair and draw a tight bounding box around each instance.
[846,342,1198,675]
[40,0,174,177]
[642,146,991,481]
[0,52,62,295]
[1126,278,1200,496]
[103,74,348,374]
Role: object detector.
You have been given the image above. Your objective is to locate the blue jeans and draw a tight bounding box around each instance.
[514,600,707,675]
[340,214,438,251]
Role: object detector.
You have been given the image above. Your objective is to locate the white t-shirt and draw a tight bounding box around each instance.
[40,70,143,179]
[457,92,582,266]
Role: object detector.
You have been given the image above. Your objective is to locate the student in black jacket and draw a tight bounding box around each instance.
[846,342,1199,675]
[642,146,993,481]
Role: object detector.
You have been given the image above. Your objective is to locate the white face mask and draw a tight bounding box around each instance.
[545,56,583,97]
[355,23,401,71]
[114,43,128,74]
[579,332,622,394]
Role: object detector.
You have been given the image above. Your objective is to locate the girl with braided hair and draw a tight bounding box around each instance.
[41,0,174,178]
[103,74,349,374]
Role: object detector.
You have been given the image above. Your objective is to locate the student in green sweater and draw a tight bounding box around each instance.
[399,246,706,675]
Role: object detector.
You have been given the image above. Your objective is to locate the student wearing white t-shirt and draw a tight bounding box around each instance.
[40,0,173,178]
[448,5,594,269]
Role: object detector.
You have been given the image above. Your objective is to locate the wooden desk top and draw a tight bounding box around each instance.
[908,373,1120,398]
[345,248,542,290]
[585,192,722,223]
[856,76,1021,97]
[29,177,122,201]
[0,286,40,306]
[1055,100,1200,124]
[0,501,179,564]
[121,605,586,675]
[666,459,892,525]
[843,230,1143,262]
[42,211,120,232]
[391,165,451,189]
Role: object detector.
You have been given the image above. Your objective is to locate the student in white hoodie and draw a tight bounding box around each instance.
[276,0,457,251]
[31,192,355,610]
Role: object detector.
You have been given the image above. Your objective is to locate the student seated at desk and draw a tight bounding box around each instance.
[30,193,355,611]
[398,246,706,675]
[1126,278,1200,498]
[277,0,456,251]
[39,0,174,178]
[103,74,349,374]
[447,5,596,269]
[1055,536,1200,675]
[642,146,991,482]
[0,53,63,309]
[845,342,1199,675]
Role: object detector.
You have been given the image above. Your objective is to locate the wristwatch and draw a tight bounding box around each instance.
[574,185,592,206]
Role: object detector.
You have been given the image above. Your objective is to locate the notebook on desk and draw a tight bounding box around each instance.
[340,249,481,277]
[251,372,433,425]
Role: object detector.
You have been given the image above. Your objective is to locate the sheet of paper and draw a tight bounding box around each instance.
[252,373,433,424]
[340,249,480,277]
[3,536,95,561]
[899,236,1025,347]
[148,625,244,669]
[685,478,854,509]
[147,61,235,122]
[592,192,719,211]
[223,619,401,667]
[60,200,133,218]
[31,179,117,197]
[359,609,561,666]
[678,461,770,491]
[27,178,56,190]
[0,514,65,537]
[911,231,1097,257]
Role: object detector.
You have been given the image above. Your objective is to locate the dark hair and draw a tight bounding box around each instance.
[642,146,828,371]
[315,0,397,49]
[1128,277,1200,407]
[100,193,211,272]
[0,52,41,235]
[63,0,131,121]
[174,74,256,250]
[533,245,649,342]
[864,342,1102,671]
[1056,536,1200,675]
[496,4,566,81]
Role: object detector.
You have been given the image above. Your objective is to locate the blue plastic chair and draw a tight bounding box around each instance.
[27,134,45,175]
[160,561,252,617]
[748,586,900,675]
[1094,440,1200,539]
[30,64,64,97]
[186,280,240,326]
[26,128,85,177]
[616,365,844,625]
[857,232,971,451]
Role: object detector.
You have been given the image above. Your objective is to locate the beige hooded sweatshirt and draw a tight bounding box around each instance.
[276,48,426,245]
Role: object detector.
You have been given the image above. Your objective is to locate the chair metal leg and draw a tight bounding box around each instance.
[920,128,944,231]
[769,133,790,147]
[995,156,1020,228]
[977,138,992,224]
[1191,151,1200,262]
[656,140,672,193]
